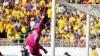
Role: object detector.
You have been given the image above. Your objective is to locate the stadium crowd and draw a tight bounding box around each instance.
[56,2,100,46]
[0,0,51,43]
[56,3,86,46]
[60,0,100,4]
[0,0,100,46]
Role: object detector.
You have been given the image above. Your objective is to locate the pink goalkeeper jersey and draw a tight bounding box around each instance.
[26,20,43,53]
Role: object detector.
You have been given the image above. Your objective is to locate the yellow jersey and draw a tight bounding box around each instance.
[40,0,45,5]
[47,8,52,18]
[21,26,27,34]
[15,32,21,39]
[89,0,95,3]
[91,50,98,56]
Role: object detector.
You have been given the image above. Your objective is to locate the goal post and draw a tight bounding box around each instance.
[86,13,90,56]
[51,0,56,56]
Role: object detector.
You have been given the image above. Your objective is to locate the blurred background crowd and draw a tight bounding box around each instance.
[0,0,51,43]
[0,0,100,46]
[56,2,100,46]
[56,3,86,46]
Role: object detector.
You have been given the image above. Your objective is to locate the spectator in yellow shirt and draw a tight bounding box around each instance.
[57,17,66,29]
[40,0,45,6]
[91,45,98,56]
[21,25,27,34]
[47,7,52,19]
